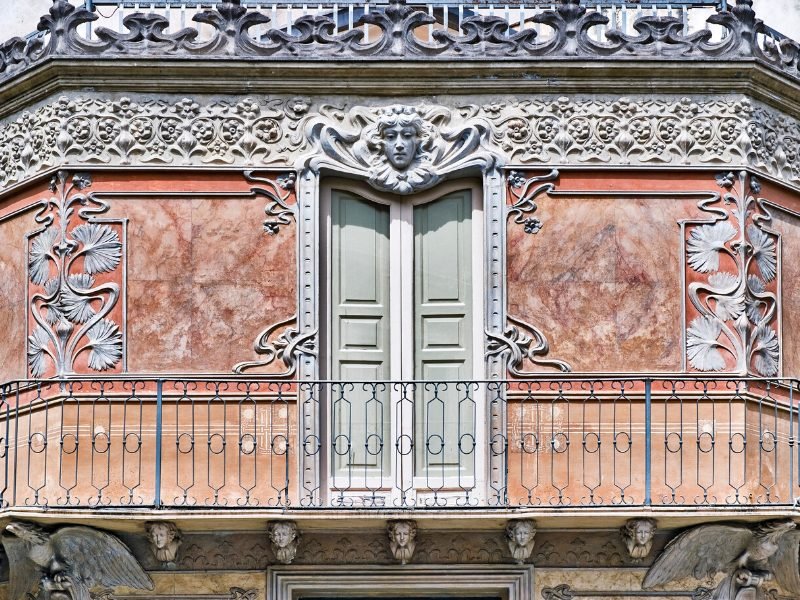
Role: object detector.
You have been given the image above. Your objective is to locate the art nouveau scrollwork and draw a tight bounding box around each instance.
[245,170,297,236]
[301,103,499,194]
[683,171,780,376]
[507,169,559,235]
[1,95,798,191]
[1,1,795,82]
[27,171,124,378]
[486,315,572,375]
[232,314,317,375]
[643,519,800,600]
[2,520,153,600]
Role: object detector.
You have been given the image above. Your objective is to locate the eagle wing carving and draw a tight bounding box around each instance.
[2,522,153,600]
[768,529,800,596]
[643,524,754,589]
[2,531,41,600]
[51,527,153,592]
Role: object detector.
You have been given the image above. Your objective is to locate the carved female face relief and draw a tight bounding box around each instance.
[382,124,420,170]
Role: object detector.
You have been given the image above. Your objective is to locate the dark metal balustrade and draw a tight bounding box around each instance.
[0,377,797,510]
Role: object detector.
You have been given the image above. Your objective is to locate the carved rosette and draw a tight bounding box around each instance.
[27,171,125,378]
[682,171,780,375]
[0,95,798,191]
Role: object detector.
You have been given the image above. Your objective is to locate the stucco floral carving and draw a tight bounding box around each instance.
[27,171,124,378]
[683,172,780,375]
[1,95,797,192]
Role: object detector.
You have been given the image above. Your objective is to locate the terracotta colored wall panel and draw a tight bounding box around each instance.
[756,180,800,378]
[0,216,28,381]
[103,172,297,374]
[507,172,701,373]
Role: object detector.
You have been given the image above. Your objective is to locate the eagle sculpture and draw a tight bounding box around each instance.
[643,519,800,600]
[2,521,154,600]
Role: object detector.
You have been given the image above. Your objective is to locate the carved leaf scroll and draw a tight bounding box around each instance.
[683,171,780,376]
[26,171,125,378]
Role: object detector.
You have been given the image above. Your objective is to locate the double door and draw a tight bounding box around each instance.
[322,180,483,502]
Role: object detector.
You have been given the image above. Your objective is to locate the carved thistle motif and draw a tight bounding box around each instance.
[0,0,797,82]
[27,171,124,378]
[2,520,153,600]
[682,171,780,375]
[643,519,800,600]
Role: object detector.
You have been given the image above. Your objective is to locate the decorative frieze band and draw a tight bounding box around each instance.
[1,94,798,193]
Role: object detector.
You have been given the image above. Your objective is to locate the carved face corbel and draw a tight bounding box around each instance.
[506,520,536,564]
[387,520,417,565]
[145,521,182,566]
[268,521,299,564]
[621,518,656,561]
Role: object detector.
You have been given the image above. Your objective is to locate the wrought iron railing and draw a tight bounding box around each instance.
[1,376,798,510]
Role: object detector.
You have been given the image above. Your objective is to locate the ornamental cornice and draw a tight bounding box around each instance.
[0,0,799,89]
[1,93,798,192]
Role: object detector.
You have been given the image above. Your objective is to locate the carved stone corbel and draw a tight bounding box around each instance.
[267,521,299,564]
[387,520,417,565]
[145,521,182,567]
[506,519,536,564]
[620,518,656,562]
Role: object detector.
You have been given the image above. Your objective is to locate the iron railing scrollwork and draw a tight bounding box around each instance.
[0,376,798,510]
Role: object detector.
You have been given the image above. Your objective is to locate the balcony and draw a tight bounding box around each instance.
[2,376,798,514]
[1,0,798,90]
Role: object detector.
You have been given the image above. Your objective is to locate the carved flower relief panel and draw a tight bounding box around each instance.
[682,172,781,376]
[26,172,125,378]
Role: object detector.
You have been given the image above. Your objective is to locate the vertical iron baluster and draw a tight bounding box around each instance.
[236,381,258,506]
[549,381,570,506]
[88,381,110,506]
[154,379,163,508]
[57,381,80,506]
[173,380,197,506]
[205,381,228,507]
[611,380,633,504]
[580,381,602,506]
[120,380,144,506]
[695,380,715,505]
[0,383,10,508]
[644,378,652,506]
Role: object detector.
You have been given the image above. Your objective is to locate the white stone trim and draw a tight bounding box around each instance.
[266,564,535,599]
